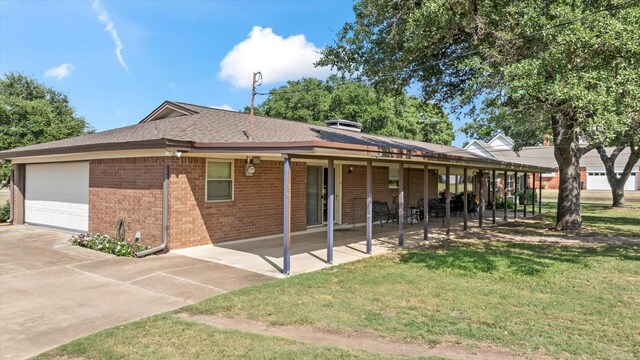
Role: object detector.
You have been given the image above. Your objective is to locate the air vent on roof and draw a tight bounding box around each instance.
[324,119,362,132]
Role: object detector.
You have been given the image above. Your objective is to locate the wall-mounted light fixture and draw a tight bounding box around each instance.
[165,149,182,157]
[249,156,261,165]
[348,166,354,174]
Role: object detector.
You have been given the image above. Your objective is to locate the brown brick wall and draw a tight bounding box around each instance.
[543,171,560,189]
[340,165,438,224]
[88,157,307,249]
[89,157,165,247]
[167,157,306,249]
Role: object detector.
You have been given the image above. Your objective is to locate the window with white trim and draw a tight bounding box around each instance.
[206,160,233,201]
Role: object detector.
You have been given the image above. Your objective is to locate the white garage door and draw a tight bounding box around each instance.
[25,162,89,232]
[587,171,637,191]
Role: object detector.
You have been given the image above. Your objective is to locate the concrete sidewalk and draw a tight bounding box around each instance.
[0,225,274,359]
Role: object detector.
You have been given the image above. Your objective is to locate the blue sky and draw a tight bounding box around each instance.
[1,0,469,146]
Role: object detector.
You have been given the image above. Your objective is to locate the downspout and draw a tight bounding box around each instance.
[7,169,14,224]
[136,164,169,257]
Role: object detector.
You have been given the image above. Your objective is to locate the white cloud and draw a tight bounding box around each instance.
[92,0,129,72]
[218,26,331,88]
[210,104,234,111]
[44,63,75,80]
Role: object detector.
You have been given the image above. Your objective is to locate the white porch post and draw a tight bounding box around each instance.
[463,167,468,231]
[283,156,292,275]
[492,170,497,224]
[423,165,429,240]
[366,160,373,254]
[398,162,405,246]
[327,159,334,264]
[445,166,451,239]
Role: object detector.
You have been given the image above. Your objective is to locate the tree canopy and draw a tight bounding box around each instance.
[0,72,93,183]
[249,75,455,145]
[318,0,640,230]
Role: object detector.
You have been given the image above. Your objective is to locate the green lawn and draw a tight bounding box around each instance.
[36,191,640,359]
[40,241,640,359]
[496,190,640,238]
[181,241,639,359]
[35,314,430,360]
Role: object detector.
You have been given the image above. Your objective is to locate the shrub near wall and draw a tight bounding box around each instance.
[0,201,9,222]
[69,233,146,257]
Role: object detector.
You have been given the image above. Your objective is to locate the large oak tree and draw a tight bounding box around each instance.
[319,0,640,230]
[250,75,455,144]
[0,72,93,183]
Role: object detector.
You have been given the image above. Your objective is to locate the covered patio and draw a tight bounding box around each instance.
[173,206,539,278]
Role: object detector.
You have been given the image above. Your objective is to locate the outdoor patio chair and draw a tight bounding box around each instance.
[468,200,478,218]
[373,201,397,227]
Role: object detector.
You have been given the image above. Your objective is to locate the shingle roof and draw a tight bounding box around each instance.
[467,140,636,170]
[0,101,555,172]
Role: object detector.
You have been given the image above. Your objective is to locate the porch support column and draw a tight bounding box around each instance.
[326,159,335,264]
[14,164,26,225]
[503,171,508,222]
[423,164,429,240]
[478,170,484,228]
[523,172,528,217]
[366,160,373,254]
[514,171,518,220]
[463,167,468,231]
[492,170,497,224]
[445,166,451,239]
[398,163,405,246]
[532,172,536,215]
[539,173,543,215]
[282,156,292,275]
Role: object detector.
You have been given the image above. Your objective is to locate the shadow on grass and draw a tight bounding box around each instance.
[399,242,640,276]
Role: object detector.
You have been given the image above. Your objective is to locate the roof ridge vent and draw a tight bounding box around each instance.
[324,119,362,132]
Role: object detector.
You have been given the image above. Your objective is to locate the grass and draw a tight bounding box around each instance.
[181,242,640,359]
[35,190,640,359]
[542,189,640,208]
[35,313,431,360]
[494,190,640,238]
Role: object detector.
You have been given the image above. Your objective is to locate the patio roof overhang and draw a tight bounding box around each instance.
[2,136,554,174]
[191,140,555,174]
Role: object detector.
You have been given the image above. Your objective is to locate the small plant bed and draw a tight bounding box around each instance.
[69,233,146,257]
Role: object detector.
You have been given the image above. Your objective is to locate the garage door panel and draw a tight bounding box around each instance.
[25,162,89,232]
[587,171,637,191]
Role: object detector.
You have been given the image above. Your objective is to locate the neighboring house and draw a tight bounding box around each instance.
[1,101,550,260]
[465,134,639,192]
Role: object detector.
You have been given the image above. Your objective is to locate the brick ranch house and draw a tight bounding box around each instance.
[1,101,552,274]
[465,134,639,192]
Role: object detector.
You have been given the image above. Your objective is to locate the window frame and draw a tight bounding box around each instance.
[205,159,234,202]
[388,166,399,189]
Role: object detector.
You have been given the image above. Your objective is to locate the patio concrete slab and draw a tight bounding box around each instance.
[130,273,223,302]
[173,225,429,278]
[0,225,275,360]
[173,210,510,278]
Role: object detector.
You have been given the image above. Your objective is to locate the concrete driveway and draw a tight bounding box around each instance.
[0,225,274,359]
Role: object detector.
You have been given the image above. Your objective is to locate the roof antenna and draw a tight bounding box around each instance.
[249,71,262,141]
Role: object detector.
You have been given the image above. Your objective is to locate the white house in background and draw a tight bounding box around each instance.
[464,134,639,191]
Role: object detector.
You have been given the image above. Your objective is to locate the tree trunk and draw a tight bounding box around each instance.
[611,186,625,207]
[596,144,640,208]
[554,147,582,230]
[552,112,583,231]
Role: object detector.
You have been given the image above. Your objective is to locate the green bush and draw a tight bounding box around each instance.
[0,200,9,222]
[495,197,515,209]
[518,189,536,205]
[69,233,146,257]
